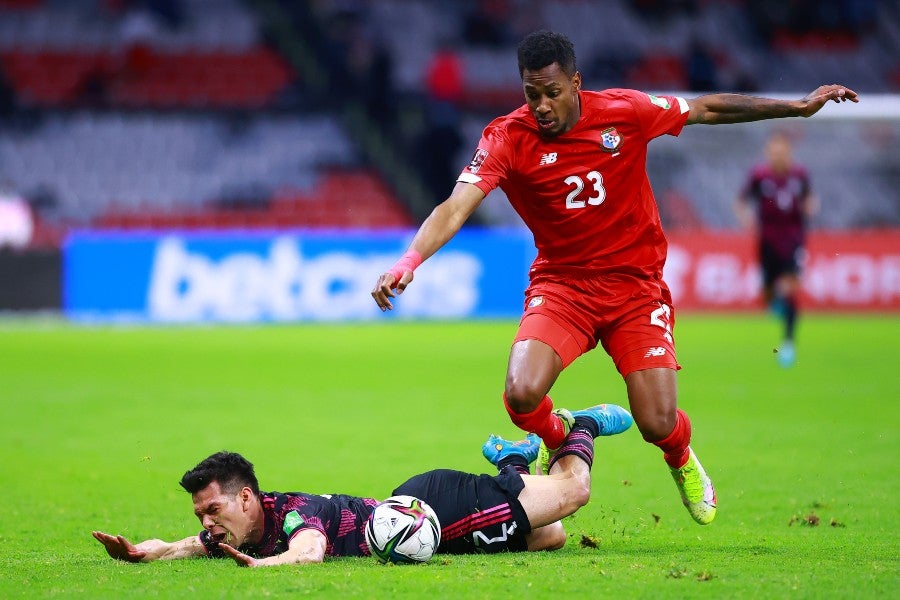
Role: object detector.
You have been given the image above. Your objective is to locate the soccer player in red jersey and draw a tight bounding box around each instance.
[734,131,818,368]
[371,30,858,525]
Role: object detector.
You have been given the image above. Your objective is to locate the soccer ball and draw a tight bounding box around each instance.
[365,495,441,564]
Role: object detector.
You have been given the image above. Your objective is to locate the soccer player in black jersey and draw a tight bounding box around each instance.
[92,404,632,566]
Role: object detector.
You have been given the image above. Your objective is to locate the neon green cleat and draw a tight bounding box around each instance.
[670,447,717,525]
[535,441,550,476]
[534,408,574,475]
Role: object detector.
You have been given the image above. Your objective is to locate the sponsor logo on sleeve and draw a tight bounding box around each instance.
[467,148,489,174]
[527,295,544,308]
[647,94,671,110]
[283,510,305,534]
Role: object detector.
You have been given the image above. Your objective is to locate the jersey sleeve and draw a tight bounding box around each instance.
[456,121,515,196]
[280,501,330,543]
[740,166,763,202]
[625,90,690,141]
[282,508,315,540]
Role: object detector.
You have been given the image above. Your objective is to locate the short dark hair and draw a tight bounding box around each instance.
[179,451,260,496]
[517,30,577,78]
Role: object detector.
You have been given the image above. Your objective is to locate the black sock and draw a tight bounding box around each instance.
[574,415,600,438]
[784,297,797,341]
[548,424,595,471]
[498,455,530,476]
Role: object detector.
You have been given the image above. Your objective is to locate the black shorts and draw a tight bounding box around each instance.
[392,467,531,554]
[760,243,802,288]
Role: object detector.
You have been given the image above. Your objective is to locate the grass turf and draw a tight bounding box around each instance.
[0,314,897,598]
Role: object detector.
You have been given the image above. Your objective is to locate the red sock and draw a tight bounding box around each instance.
[653,408,692,468]
[504,394,568,449]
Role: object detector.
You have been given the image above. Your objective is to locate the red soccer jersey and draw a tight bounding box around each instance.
[458,89,690,280]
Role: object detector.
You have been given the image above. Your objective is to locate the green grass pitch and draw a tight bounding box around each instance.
[1,314,897,598]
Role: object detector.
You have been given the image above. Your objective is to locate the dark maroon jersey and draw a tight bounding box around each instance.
[740,163,812,258]
[199,491,378,559]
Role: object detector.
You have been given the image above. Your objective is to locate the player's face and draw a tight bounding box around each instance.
[192,481,255,547]
[766,136,793,172]
[522,63,581,138]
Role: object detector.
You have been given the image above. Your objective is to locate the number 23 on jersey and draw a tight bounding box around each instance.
[564,171,606,209]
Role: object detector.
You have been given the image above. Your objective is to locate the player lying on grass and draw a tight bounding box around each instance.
[92,404,631,566]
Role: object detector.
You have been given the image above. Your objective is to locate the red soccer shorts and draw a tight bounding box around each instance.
[513,273,681,377]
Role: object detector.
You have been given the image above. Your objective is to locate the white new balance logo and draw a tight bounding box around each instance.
[644,347,667,358]
[539,153,558,165]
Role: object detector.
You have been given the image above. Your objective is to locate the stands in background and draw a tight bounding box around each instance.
[94,169,412,231]
[0,0,414,247]
[0,0,897,248]
[0,48,293,109]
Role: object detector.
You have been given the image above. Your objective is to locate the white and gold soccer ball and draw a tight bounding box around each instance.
[365,495,441,564]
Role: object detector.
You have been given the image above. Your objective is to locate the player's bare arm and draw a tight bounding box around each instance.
[92,531,205,562]
[371,182,485,311]
[219,529,328,567]
[804,193,821,219]
[687,84,859,125]
[733,196,755,231]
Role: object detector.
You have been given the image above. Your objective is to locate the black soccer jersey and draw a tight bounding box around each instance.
[199,491,378,558]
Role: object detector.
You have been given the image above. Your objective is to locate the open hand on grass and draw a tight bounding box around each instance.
[92,531,147,562]
[218,542,259,567]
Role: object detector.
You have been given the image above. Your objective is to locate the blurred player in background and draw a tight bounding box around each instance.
[92,404,632,565]
[734,131,818,367]
[372,30,858,525]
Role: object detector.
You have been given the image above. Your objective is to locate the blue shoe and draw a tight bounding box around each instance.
[776,341,796,368]
[570,404,633,436]
[482,433,541,466]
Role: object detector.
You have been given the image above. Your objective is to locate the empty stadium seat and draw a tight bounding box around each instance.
[91,170,413,232]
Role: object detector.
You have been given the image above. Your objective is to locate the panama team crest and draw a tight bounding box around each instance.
[600,127,622,153]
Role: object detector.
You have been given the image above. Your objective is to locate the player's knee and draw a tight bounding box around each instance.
[558,471,591,514]
[504,380,544,413]
[528,522,566,552]
[544,525,567,551]
[635,410,676,442]
[572,480,591,510]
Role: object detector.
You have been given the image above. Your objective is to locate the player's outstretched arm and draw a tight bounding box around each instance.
[218,529,328,567]
[372,182,486,311]
[687,84,859,125]
[92,531,205,562]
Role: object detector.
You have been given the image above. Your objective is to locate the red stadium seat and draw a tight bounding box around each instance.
[1,47,293,109]
[0,50,104,106]
[90,170,412,232]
